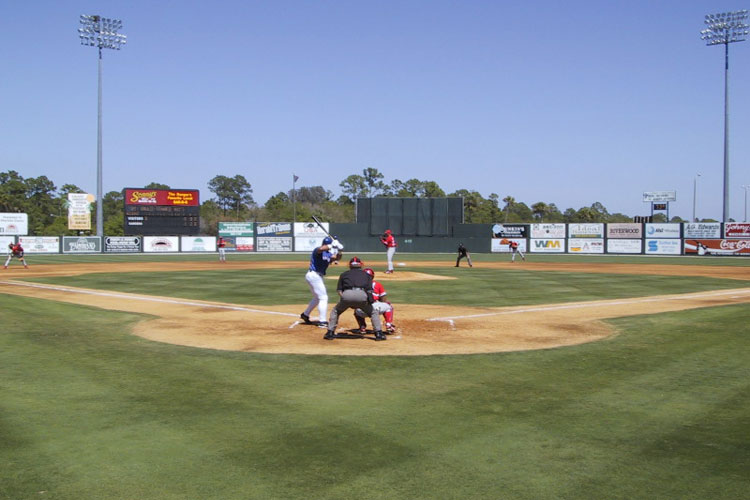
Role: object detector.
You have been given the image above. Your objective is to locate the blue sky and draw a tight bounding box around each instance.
[2,0,749,221]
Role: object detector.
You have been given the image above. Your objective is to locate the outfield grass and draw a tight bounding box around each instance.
[2,255,749,499]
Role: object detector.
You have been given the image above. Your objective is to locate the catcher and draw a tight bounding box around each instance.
[4,242,29,269]
[353,268,395,334]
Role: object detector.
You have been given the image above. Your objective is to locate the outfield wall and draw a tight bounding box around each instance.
[8,222,750,256]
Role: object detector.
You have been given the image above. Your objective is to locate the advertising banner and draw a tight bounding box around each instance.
[19,236,60,253]
[607,223,642,239]
[256,222,293,237]
[645,239,681,255]
[606,239,642,254]
[257,236,293,252]
[683,222,721,239]
[568,238,604,254]
[67,193,95,230]
[124,189,199,206]
[0,236,15,249]
[643,191,676,202]
[181,236,216,252]
[530,223,565,239]
[294,221,329,239]
[724,223,750,238]
[295,236,325,252]
[0,213,28,235]
[568,223,604,238]
[530,238,565,253]
[104,236,141,253]
[62,236,101,253]
[645,223,681,238]
[491,238,527,253]
[226,236,254,252]
[218,222,254,237]
[685,239,750,256]
[143,236,180,252]
[491,224,528,238]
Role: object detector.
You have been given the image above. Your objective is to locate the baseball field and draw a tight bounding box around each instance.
[1,252,749,499]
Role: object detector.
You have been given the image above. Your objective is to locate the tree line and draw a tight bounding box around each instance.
[1,168,703,236]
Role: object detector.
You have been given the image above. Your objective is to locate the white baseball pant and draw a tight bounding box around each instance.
[303,270,328,322]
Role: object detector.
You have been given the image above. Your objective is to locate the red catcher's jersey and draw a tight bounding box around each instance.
[381,234,397,247]
[372,281,387,301]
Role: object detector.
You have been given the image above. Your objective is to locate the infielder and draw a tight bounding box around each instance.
[300,236,343,328]
[325,257,385,341]
[509,240,525,262]
[380,229,397,274]
[354,268,395,333]
[4,242,29,269]
[217,236,227,262]
[456,242,473,267]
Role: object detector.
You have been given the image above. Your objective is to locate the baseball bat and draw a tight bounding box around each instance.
[311,215,334,239]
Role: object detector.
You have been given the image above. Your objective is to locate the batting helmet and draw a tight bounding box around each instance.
[363,268,375,278]
[323,236,333,245]
[348,256,363,268]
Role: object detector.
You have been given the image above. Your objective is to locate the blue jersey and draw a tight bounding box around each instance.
[309,247,333,274]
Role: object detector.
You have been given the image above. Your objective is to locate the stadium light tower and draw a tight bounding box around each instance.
[701,10,749,222]
[78,15,126,237]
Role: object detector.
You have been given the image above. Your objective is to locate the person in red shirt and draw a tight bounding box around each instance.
[354,268,395,334]
[380,229,397,273]
[509,240,525,262]
[217,236,227,262]
[4,242,29,269]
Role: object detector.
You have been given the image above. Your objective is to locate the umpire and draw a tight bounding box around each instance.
[324,256,386,341]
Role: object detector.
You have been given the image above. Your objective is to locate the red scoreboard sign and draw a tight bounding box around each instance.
[123,188,200,236]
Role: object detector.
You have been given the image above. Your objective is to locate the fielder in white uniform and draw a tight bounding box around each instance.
[300,236,343,328]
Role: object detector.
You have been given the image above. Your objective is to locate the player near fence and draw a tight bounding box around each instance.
[509,240,525,262]
[353,268,395,334]
[325,257,386,341]
[456,242,473,267]
[380,229,397,274]
[4,242,29,269]
[217,236,227,262]
[300,236,342,328]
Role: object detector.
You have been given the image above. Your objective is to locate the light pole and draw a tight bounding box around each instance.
[78,15,126,237]
[692,173,701,222]
[701,10,748,222]
[743,185,749,221]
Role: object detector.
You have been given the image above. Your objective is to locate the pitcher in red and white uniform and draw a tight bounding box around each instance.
[380,229,397,273]
[4,242,29,269]
[354,268,395,333]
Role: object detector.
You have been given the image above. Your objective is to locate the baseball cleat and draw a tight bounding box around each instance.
[323,330,336,340]
[359,327,367,334]
[386,323,396,333]
[300,313,313,324]
[374,331,387,341]
[317,321,329,329]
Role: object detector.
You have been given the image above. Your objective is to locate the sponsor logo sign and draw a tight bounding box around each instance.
[0,213,28,235]
[257,236,293,252]
[645,223,681,238]
[143,236,179,252]
[645,239,681,255]
[491,238,527,253]
[607,223,642,239]
[294,237,326,252]
[67,193,95,230]
[643,190,676,202]
[530,238,565,253]
[294,222,329,239]
[18,236,60,253]
[683,222,721,239]
[0,236,16,249]
[606,239,642,254]
[124,189,199,206]
[530,223,565,239]
[685,239,750,256]
[568,223,604,238]
[724,223,750,238]
[491,224,528,238]
[568,238,604,254]
[62,236,101,253]
[256,222,292,236]
[104,236,141,253]
[181,236,216,252]
[218,222,254,237]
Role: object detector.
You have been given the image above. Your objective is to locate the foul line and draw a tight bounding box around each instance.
[426,288,750,323]
[0,280,298,318]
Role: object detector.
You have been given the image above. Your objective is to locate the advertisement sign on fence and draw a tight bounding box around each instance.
[62,236,101,253]
[491,238,527,253]
[530,223,566,239]
[257,237,293,252]
[645,239,681,255]
[724,223,750,238]
[143,236,180,252]
[0,236,15,249]
[491,224,528,238]
[19,236,60,253]
[181,236,216,252]
[67,193,94,230]
[530,239,565,253]
[256,222,292,237]
[606,239,642,254]
[0,213,28,235]
[685,239,750,256]
[568,223,604,239]
[607,223,642,239]
[218,222,254,237]
[683,222,721,239]
[104,236,141,253]
[568,238,604,253]
[294,222,329,252]
[645,223,681,238]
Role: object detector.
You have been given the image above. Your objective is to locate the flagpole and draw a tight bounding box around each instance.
[292,174,297,225]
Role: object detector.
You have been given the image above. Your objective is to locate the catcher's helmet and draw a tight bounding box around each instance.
[349,256,363,268]
[363,267,375,278]
[323,236,333,245]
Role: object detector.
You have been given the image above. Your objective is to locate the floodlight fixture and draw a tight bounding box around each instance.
[78,14,126,237]
[701,10,748,222]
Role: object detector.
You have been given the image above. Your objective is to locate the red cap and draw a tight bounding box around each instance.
[349,256,363,268]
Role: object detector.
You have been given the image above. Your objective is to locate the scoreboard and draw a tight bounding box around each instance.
[124,188,200,236]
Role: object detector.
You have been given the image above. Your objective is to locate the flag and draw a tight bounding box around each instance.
[293,174,299,183]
